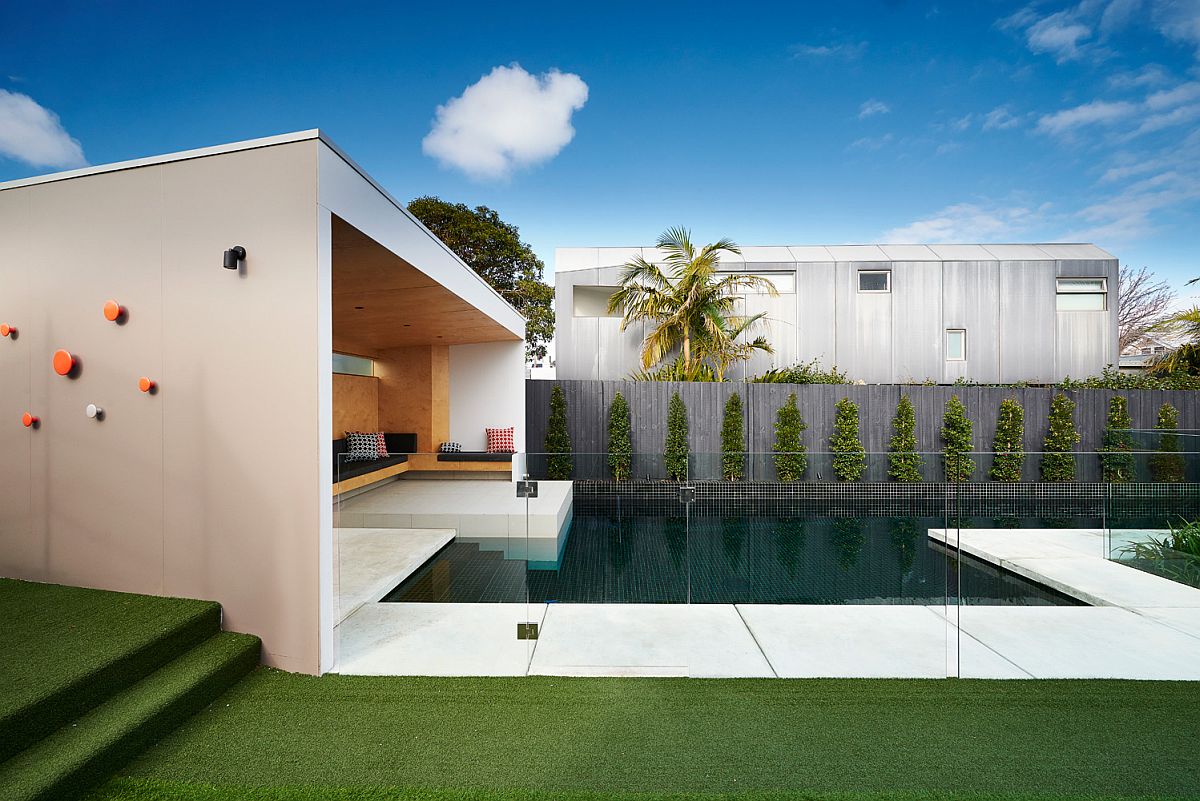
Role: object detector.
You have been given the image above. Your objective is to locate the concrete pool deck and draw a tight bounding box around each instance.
[333,526,1200,679]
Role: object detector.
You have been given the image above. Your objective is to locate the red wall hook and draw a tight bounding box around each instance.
[21,412,38,428]
[0,324,15,338]
[52,349,76,376]
[103,300,125,322]
[138,376,156,393]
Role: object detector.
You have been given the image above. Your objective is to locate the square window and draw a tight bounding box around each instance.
[946,329,966,361]
[858,270,890,293]
[1056,277,1107,311]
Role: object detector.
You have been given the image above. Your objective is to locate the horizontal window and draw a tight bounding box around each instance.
[858,270,891,293]
[333,353,375,377]
[573,285,622,318]
[1056,277,1107,311]
[946,329,966,361]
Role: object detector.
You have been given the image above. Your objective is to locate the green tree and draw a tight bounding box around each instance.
[665,392,689,480]
[990,398,1025,482]
[607,392,632,481]
[407,196,554,360]
[607,227,777,379]
[1149,403,1185,483]
[942,395,975,483]
[721,392,745,481]
[831,397,866,482]
[1041,393,1081,482]
[544,386,572,480]
[773,393,808,482]
[1099,395,1135,483]
[888,395,922,482]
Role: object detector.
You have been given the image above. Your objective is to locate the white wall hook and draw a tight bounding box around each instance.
[85,403,103,420]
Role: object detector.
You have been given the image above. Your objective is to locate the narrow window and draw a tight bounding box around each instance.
[333,352,375,377]
[946,329,966,361]
[858,270,890,293]
[1056,277,1107,311]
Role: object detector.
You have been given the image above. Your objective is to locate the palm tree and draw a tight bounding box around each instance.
[606,227,778,379]
[1148,307,1200,375]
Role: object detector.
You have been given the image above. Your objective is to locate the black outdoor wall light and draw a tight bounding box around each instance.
[223,246,246,270]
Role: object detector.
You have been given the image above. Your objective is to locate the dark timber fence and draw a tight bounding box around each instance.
[526,379,1200,482]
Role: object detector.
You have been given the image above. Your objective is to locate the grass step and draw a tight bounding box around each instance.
[0,631,260,801]
[0,579,222,762]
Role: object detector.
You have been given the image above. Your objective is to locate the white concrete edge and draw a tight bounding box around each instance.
[335,529,456,626]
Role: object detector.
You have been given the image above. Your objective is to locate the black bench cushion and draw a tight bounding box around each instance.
[436,452,513,462]
[336,453,408,481]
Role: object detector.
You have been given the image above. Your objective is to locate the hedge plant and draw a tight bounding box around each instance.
[831,397,866,482]
[990,398,1025,482]
[942,395,975,483]
[888,395,922,482]
[1149,402,1185,483]
[1099,395,1135,483]
[721,392,745,481]
[665,392,689,480]
[1041,393,1081,482]
[544,385,573,480]
[773,393,808,482]
[607,391,632,480]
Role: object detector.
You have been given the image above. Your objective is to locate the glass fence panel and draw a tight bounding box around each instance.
[333,450,532,675]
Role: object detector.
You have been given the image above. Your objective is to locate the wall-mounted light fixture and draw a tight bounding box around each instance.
[223,246,246,270]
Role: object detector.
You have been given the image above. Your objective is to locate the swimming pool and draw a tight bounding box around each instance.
[382,511,1081,606]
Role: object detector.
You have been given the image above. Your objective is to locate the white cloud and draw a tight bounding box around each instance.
[1035,99,1138,135]
[858,99,890,119]
[1026,11,1093,61]
[950,113,974,132]
[790,41,868,59]
[1100,0,1144,34]
[847,133,894,151]
[982,105,1022,130]
[1145,80,1200,109]
[1151,0,1200,53]
[422,64,588,181]
[882,202,1042,242]
[0,90,85,169]
[1108,64,1171,89]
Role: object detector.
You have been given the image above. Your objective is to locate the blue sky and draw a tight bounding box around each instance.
[2,1,1198,296]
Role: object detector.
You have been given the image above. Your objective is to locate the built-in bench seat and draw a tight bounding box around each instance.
[436,452,513,462]
[333,433,418,495]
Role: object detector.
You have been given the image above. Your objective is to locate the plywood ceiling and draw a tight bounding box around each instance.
[332,216,521,353]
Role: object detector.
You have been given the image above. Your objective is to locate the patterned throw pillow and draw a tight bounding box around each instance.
[375,432,389,457]
[439,442,463,453]
[345,432,380,462]
[485,427,515,454]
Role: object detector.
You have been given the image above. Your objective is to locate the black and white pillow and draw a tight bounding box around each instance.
[438,441,463,453]
[345,432,380,462]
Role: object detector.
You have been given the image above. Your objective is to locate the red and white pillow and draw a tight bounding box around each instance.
[485,427,515,453]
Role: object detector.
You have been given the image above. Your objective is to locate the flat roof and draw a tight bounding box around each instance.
[556,242,1116,272]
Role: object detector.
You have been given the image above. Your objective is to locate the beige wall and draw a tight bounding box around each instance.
[332,373,379,437]
[376,345,449,451]
[0,140,324,673]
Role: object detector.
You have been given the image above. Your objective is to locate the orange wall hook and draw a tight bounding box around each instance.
[21,412,38,428]
[138,376,156,393]
[102,300,125,322]
[0,324,15,338]
[52,349,76,376]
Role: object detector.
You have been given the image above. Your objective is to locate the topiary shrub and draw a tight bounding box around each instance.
[831,397,866,482]
[665,392,689,480]
[607,391,632,481]
[1099,395,1135,484]
[721,392,745,481]
[888,395,922,482]
[942,395,975,482]
[1149,403,1185,483]
[773,393,808,482]
[544,385,573,480]
[990,398,1025,482]
[1041,393,1081,482]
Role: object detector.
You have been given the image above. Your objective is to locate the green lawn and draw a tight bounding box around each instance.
[87,669,1200,801]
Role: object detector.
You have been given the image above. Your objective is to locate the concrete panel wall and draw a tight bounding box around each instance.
[556,253,1117,384]
[0,140,324,673]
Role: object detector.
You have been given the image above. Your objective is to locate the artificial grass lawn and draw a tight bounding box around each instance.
[88,669,1200,801]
